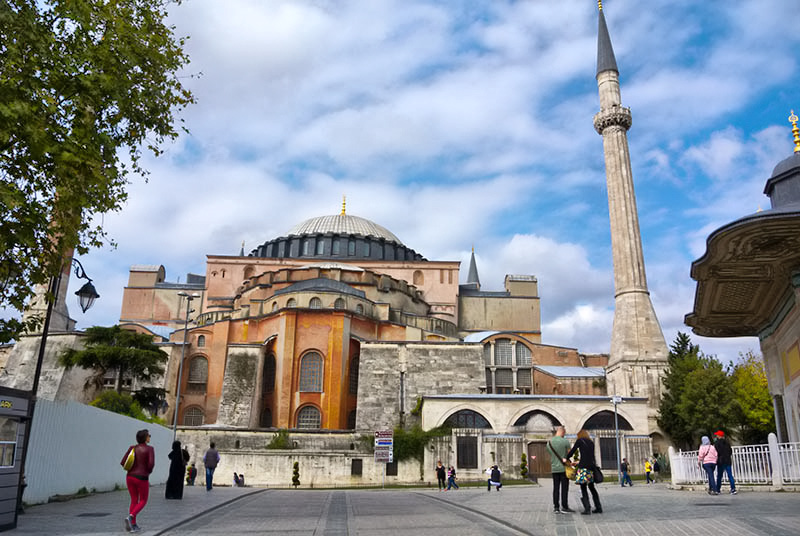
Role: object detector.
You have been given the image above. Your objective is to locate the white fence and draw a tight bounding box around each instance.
[669,433,800,488]
[23,399,172,504]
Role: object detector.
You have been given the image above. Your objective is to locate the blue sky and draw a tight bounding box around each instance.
[44,0,800,362]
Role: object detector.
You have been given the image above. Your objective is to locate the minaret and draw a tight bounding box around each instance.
[466,247,480,290]
[593,2,668,405]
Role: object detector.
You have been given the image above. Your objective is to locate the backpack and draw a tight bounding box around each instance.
[122,446,136,471]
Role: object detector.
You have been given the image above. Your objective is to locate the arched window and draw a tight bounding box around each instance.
[332,239,340,255]
[413,270,424,286]
[363,242,370,256]
[355,304,364,315]
[260,408,272,428]
[583,411,633,430]
[348,240,356,256]
[347,410,357,430]
[309,297,322,309]
[183,407,204,426]
[297,406,321,429]
[262,353,276,394]
[286,298,297,307]
[334,298,345,309]
[443,409,491,429]
[187,357,208,393]
[302,240,310,256]
[494,339,513,366]
[516,343,531,366]
[315,239,324,255]
[299,352,323,392]
[197,335,205,347]
[271,301,278,312]
[348,356,359,395]
[243,265,255,280]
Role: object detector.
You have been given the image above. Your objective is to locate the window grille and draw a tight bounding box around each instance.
[334,298,345,309]
[287,298,297,307]
[457,436,478,469]
[495,368,513,387]
[197,335,205,347]
[347,410,357,430]
[260,408,272,428]
[348,240,356,255]
[187,357,208,393]
[516,343,531,366]
[444,410,490,429]
[309,297,322,309]
[297,406,321,429]
[332,240,340,255]
[495,339,512,365]
[517,370,532,387]
[483,344,492,365]
[299,352,323,392]
[355,304,364,314]
[183,407,204,426]
[349,357,359,394]
[315,240,324,255]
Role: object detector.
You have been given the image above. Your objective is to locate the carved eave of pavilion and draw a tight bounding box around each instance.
[685,210,800,338]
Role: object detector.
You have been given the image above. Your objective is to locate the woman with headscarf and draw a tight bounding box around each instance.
[698,435,718,495]
[564,429,602,515]
[165,440,186,499]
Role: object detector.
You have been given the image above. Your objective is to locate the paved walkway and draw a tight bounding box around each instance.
[8,481,799,535]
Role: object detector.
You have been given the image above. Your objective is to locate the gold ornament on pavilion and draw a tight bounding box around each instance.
[789,110,800,153]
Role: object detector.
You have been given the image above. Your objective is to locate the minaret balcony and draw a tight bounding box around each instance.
[593,105,632,134]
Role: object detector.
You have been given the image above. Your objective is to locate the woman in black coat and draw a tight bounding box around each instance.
[564,429,602,515]
[165,441,186,499]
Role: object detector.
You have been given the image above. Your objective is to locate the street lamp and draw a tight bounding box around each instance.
[172,291,199,441]
[611,394,623,485]
[18,258,98,517]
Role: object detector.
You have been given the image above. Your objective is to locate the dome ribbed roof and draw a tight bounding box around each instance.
[287,214,402,244]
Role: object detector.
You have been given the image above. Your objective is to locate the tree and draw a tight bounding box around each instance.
[730,351,775,444]
[59,325,168,393]
[292,461,300,488]
[657,332,736,449]
[0,0,194,342]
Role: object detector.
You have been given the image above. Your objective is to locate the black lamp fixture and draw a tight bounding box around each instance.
[72,259,99,313]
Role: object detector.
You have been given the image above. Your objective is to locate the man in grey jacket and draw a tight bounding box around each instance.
[203,441,220,491]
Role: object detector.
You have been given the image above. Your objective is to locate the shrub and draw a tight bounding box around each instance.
[267,429,292,449]
[520,453,528,478]
[90,391,161,423]
[292,461,300,488]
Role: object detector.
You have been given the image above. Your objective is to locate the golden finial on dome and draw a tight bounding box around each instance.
[341,195,346,215]
[598,0,603,11]
[790,110,800,153]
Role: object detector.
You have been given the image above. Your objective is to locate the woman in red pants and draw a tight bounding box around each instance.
[121,429,155,533]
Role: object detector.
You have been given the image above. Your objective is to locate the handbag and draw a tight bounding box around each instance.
[122,445,136,471]
[592,465,604,484]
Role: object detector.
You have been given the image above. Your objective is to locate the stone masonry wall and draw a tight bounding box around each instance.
[216,346,261,426]
[355,342,484,432]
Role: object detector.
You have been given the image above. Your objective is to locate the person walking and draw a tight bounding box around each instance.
[644,458,654,484]
[165,440,186,499]
[203,441,220,491]
[547,426,574,513]
[186,463,197,486]
[652,455,662,483]
[435,460,447,491]
[564,429,602,515]
[713,430,737,495]
[620,458,633,487]
[698,435,718,495]
[121,429,155,533]
[446,465,459,490]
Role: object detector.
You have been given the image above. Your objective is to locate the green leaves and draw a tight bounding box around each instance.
[657,332,774,449]
[1,0,194,341]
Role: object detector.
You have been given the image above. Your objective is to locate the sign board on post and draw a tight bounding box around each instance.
[374,430,393,463]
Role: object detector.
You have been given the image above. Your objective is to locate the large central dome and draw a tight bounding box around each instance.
[288,214,402,245]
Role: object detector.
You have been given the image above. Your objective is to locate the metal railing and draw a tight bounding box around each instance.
[669,433,800,487]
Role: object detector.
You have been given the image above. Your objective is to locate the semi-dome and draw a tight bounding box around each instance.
[288,214,402,245]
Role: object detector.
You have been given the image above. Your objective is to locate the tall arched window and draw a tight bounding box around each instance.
[494,339,513,365]
[262,353,276,394]
[309,297,322,309]
[299,352,323,392]
[302,240,310,256]
[413,270,424,286]
[260,408,272,428]
[197,335,205,347]
[334,298,345,309]
[348,356,359,395]
[315,240,324,255]
[332,239,340,255]
[183,407,204,426]
[187,357,208,393]
[297,406,321,429]
[348,240,356,256]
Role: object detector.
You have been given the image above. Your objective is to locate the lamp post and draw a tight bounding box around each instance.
[18,258,98,517]
[172,292,199,441]
[611,394,623,485]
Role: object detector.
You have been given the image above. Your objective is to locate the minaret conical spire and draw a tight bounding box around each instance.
[467,247,480,289]
[596,2,618,76]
